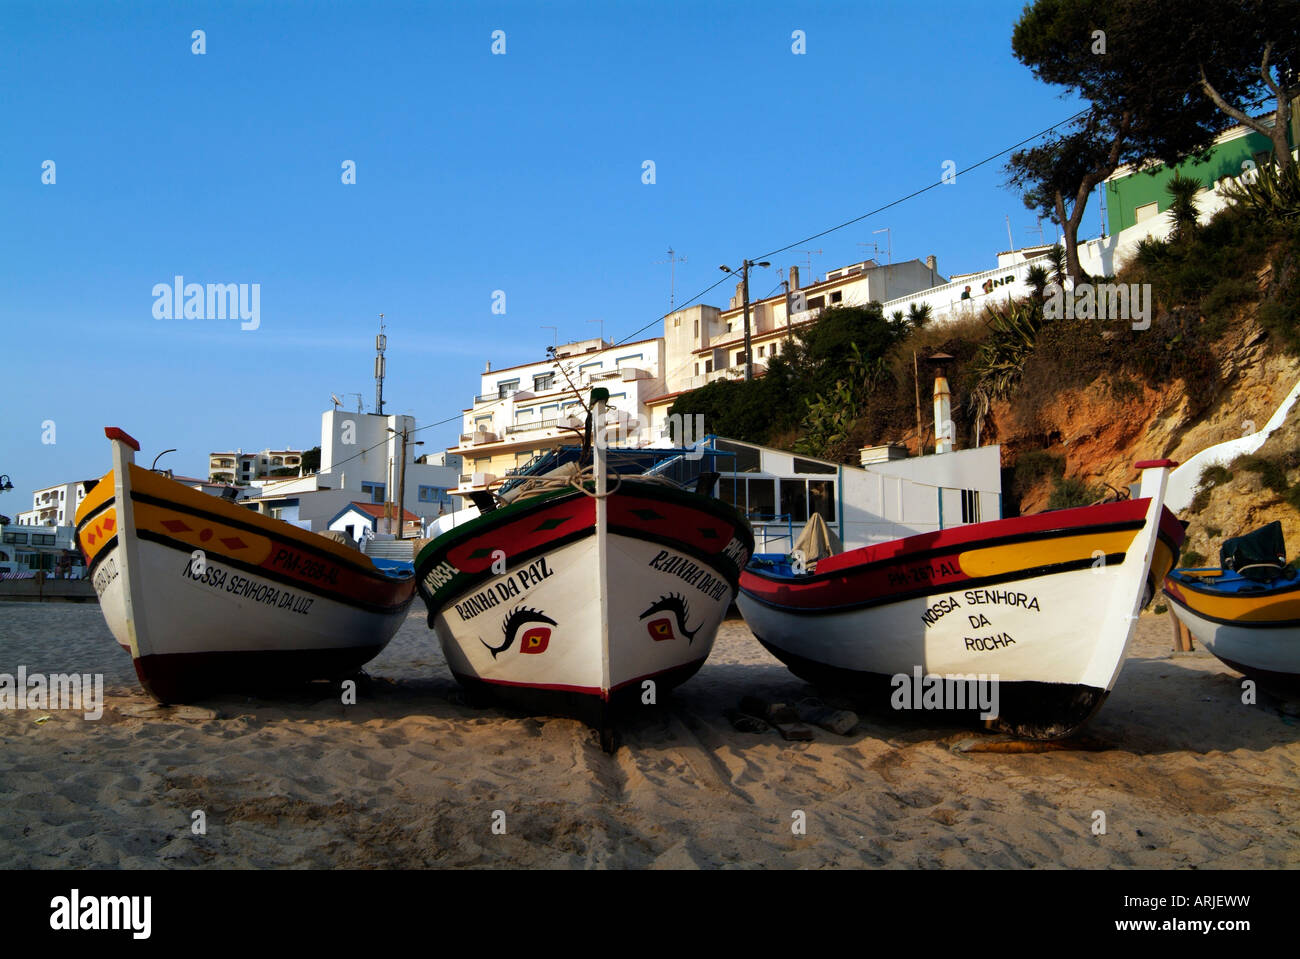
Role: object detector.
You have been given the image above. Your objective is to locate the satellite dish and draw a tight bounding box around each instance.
[331,393,343,409]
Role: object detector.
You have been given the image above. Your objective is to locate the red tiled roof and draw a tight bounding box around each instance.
[347,502,421,522]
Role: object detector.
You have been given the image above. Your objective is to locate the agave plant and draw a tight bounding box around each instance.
[1221,159,1300,222]
[1133,236,1168,268]
[970,299,1043,409]
[1165,171,1202,243]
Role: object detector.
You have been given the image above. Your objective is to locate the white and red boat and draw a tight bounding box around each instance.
[75,427,416,702]
[737,460,1184,738]
[414,399,752,737]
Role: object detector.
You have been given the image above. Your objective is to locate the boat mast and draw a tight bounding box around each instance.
[592,388,611,702]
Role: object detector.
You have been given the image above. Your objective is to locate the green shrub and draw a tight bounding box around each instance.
[1180,549,1207,568]
[1047,476,1100,510]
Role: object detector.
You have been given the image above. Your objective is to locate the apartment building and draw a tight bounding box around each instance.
[208,448,306,484]
[450,336,665,495]
[14,479,99,527]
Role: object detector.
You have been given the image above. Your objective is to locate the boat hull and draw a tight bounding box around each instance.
[738,476,1182,739]
[415,479,752,725]
[76,433,415,703]
[1164,572,1300,693]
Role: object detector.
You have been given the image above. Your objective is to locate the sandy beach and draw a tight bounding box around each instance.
[1,601,1297,869]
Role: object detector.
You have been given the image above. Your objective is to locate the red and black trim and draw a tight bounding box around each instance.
[415,480,752,623]
[742,499,1180,615]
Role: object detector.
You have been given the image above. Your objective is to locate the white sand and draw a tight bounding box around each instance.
[1,602,1297,868]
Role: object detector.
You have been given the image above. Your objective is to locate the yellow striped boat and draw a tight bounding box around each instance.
[75,427,416,702]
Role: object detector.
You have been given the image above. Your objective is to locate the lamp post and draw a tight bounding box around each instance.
[719,259,770,381]
[0,475,13,494]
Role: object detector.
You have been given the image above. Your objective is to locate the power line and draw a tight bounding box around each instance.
[612,106,1091,347]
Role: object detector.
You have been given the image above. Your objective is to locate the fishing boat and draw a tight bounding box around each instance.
[414,391,753,742]
[1164,521,1300,692]
[75,427,416,702]
[737,460,1183,739]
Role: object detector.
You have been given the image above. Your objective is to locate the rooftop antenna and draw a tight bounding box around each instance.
[872,228,892,265]
[349,393,364,414]
[1005,215,1015,251]
[587,318,605,344]
[374,314,387,416]
[799,248,823,282]
[655,247,687,313]
[541,325,558,351]
[1026,217,1046,246]
[856,241,883,265]
[330,393,343,410]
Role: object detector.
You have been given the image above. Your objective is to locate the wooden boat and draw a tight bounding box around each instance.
[414,396,752,740]
[75,427,416,702]
[1164,521,1300,692]
[736,460,1183,739]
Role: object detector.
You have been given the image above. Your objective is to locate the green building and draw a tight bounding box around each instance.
[1104,110,1298,236]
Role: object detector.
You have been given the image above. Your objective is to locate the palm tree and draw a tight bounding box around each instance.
[1165,171,1202,243]
[1046,245,1067,289]
[907,302,932,329]
[1025,264,1050,303]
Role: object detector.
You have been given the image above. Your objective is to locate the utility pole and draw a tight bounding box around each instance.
[782,270,793,343]
[720,259,770,382]
[387,423,422,540]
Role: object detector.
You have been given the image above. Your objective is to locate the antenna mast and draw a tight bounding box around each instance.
[374,314,387,416]
[656,247,688,313]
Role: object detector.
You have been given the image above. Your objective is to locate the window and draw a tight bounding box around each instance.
[694,362,699,376]
[418,485,451,504]
[747,479,775,518]
[704,359,713,374]
[830,291,842,303]
[780,479,808,522]
[807,295,825,310]
[497,379,519,398]
[361,482,385,504]
[32,533,55,546]
[961,489,981,524]
[758,345,765,358]
[809,480,835,522]
[793,457,836,474]
[533,373,554,391]
[735,352,744,366]
[693,319,699,337]
[716,439,761,473]
[3,532,28,544]
[1135,201,1159,223]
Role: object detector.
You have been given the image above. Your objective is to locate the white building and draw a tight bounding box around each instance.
[15,480,99,527]
[707,438,1002,552]
[240,409,463,531]
[0,522,82,578]
[659,257,946,396]
[208,448,306,484]
[450,336,665,495]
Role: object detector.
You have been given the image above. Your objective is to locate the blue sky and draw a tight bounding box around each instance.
[0,0,1087,498]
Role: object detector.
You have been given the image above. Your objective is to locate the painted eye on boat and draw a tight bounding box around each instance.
[639,592,700,644]
[482,605,558,659]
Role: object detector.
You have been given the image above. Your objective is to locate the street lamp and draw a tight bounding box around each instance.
[0,475,13,493]
[719,260,770,381]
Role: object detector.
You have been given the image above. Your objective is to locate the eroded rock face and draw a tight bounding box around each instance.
[990,311,1300,518]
